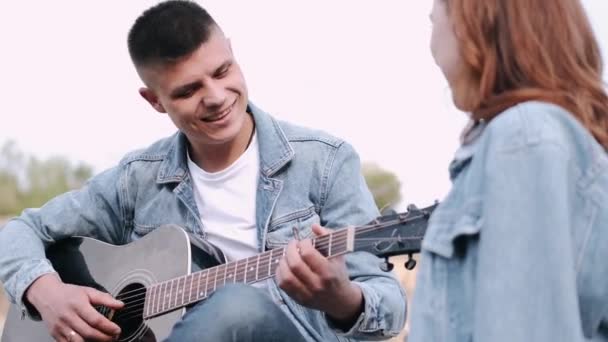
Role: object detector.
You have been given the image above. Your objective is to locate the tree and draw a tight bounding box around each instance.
[0,141,25,216]
[0,141,93,216]
[362,163,401,211]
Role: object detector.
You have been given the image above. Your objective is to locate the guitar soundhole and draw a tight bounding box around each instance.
[110,282,149,341]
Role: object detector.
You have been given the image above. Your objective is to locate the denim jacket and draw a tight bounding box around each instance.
[409,101,608,341]
[0,103,406,341]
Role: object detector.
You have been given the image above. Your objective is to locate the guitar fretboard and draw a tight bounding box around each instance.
[143,227,353,319]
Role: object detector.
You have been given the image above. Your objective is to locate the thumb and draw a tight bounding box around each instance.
[84,287,124,309]
[312,224,331,236]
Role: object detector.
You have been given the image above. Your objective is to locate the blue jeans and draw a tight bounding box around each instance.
[165,284,308,342]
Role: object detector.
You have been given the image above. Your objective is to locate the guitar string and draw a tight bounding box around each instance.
[110,214,430,321]
[111,222,427,321]
[113,214,424,302]
[114,229,348,303]
[112,240,381,321]
[112,235,350,320]
[111,237,419,321]
[114,230,359,304]
[111,230,425,321]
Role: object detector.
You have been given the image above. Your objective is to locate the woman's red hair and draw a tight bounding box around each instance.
[448,0,608,148]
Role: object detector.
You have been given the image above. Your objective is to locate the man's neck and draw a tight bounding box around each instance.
[189,113,255,173]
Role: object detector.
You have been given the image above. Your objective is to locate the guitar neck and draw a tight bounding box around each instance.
[143,228,354,319]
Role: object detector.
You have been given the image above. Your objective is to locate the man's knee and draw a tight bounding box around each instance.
[205,284,279,326]
[178,284,280,332]
[167,284,305,341]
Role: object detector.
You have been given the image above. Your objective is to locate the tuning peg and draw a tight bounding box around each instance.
[406,204,420,212]
[380,257,394,272]
[404,253,417,270]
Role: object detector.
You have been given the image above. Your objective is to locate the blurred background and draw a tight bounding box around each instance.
[1,0,607,340]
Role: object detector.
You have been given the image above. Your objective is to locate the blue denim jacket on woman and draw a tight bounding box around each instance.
[409,101,608,341]
[0,103,406,341]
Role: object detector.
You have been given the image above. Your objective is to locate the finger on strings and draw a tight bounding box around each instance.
[75,303,121,337]
[276,256,313,301]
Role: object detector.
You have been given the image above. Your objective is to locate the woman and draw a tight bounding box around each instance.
[409,0,608,341]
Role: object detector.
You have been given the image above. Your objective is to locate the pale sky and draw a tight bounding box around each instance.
[1,1,607,211]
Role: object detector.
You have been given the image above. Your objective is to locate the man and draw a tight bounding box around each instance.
[0,1,406,341]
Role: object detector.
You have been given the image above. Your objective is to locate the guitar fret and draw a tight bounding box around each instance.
[248,257,255,282]
[145,286,151,317]
[147,285,156,316]
[267,250,272,276]
[255,255,260,280]
[144,287,149,317]
[213,265,220,292]
[204,269,210,297]
[335,232,342,255]
[170,279,177,310]
[160,281,166,312]
[342,230,349,253]
[244,258,249,283]
[181,276,187,307]
[168,279,173,310]
[188,274,194,303]
[161,281,167,312]
[318,236,327,257]
[175,277,181,308]
[154,285,159,315]
[226,261,235,283]
[151,284,160,315]
[178,277,183,307]
[239,258,246,283]
[156,283,163,315]
[339,230,348,253]
[196,271,202,300]
[261,252,270,278]
[223,263,228,286]
[273,248,282,274]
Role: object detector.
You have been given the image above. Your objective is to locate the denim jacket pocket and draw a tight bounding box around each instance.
[266,206,319,248]
[132,221,160,238]
[422,198,483,259]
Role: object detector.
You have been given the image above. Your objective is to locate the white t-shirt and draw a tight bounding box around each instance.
[187,132,260,264]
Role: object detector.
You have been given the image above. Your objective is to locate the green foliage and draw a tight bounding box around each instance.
[0,140,400,218]
[362,163,401,210]
[0,141,93,216]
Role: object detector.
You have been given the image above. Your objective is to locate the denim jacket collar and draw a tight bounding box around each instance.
[156,102,295,184]
[448,121,487,180]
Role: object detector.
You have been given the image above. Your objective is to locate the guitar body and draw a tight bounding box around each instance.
[2,225,197,342]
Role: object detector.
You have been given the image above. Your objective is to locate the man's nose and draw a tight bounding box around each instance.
[201,82,225,108]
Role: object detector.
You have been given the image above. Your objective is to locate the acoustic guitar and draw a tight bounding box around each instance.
[1,203,436,341]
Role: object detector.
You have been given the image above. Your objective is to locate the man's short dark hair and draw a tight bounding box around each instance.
[127,0,217,67]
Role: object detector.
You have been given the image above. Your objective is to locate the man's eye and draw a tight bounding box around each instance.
[178,89,195,98]
[216,67,229,78]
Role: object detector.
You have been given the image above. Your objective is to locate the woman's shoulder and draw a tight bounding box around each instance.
[482,100,595,153]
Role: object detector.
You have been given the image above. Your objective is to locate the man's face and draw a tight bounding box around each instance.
[138,27,249,148]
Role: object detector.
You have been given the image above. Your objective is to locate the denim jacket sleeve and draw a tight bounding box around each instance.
[320,142,407,339]
[0,165,128,318]
[473,139,582,341]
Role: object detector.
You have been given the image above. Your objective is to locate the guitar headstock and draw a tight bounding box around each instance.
[353,202,438,265]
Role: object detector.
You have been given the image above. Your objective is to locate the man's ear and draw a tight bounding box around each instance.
[139,88,166,113]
